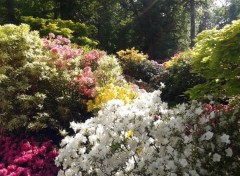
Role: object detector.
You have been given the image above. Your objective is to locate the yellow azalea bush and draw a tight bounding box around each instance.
[87,83,138,112]
[117,47,148,64]
[163,49,193,69]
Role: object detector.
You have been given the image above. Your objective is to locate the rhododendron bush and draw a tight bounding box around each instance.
[0,134,59,176]
[56,91,240,176]
[0,24,130,133]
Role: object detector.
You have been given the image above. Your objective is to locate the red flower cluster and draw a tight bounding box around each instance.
[0,135,59,176]
[201,104,236,124]
[74,66,96,98]
[203,104,235,113]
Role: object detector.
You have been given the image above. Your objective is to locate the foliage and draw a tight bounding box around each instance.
[187,20,240,99]
[117,47,148,64]
[87,83,139,113]
[0,24,120,134]
[0,134,59,176]
[21,16,98,47]
[56,91,240,176]
[93,55,123,87]
[0,24,58,132]
[117,48,164,83]
[153,50,205,106]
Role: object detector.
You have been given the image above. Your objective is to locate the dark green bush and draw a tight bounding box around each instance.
[152,50,205,106]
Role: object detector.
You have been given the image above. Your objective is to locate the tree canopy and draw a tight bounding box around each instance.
[0,0,238,60]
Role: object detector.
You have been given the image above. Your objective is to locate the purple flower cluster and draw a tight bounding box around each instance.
[0,135,59,176]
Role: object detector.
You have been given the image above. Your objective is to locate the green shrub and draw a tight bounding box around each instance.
[153,50,205,106]
[21,16,98,47]
[94,55,123,87]
[0,24,90,134]
[117,48,164,91]
[187,20,240,100]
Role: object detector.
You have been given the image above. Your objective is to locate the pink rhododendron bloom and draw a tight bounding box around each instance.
[49,33,55,39]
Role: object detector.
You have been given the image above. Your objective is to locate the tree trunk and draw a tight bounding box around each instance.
[54,0,59,19]
[5,0,16,23]
[190,0,195,47]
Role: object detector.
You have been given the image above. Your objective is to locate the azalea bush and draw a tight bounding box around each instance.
[0,24,124,134]
[56,91,240,175]
[117,48,164,91]
[87,83,140,113]
[152,50,205,106]
[93,55,123,87]
[117,47,148,64]
[0,134,59,176]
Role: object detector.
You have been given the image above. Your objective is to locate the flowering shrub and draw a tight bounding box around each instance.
[74,66,96,98]
[87,83,139,112]
[151,50,205,106]
[43,33,106,70]
[0,134,59,176]
[93,55,123,87]
[0,24,124,133]
[117,47,148,64]
[56,91,240,175]
[117,48,164,91]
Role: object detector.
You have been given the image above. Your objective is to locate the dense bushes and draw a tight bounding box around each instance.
[1,21,240,176]
[187,20,240,100]
[0,24,135,134]
[0,134,59,176]
[56,91,240,175]
[117,48,205,106]
[21,16,98,47]
[156,50,205,106]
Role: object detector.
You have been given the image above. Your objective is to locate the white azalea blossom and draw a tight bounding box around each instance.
[56,91,239,176]
[213,153,221,162]
[220,133,231,144]
[225,147,233,157]
[200,131,214,141]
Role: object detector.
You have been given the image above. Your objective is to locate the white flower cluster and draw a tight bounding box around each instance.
[55,91,238,176]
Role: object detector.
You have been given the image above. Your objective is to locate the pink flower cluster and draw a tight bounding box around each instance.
[43,33,106,69]
[43,33,83,68]
[74,66,96,98]
[81,50,106,69]
[0,134,59,176]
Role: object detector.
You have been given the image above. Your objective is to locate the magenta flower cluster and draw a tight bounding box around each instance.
[0,134,59,176]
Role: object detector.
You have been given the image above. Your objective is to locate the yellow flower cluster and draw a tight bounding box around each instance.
[117,47,148,63]
[87,83,138,112]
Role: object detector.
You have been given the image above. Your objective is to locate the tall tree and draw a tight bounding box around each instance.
[5,0,16,23]
[190,0,195,47]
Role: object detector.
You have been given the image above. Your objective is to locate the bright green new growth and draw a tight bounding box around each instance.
[187,20,240,99]
[21,16,98,47]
